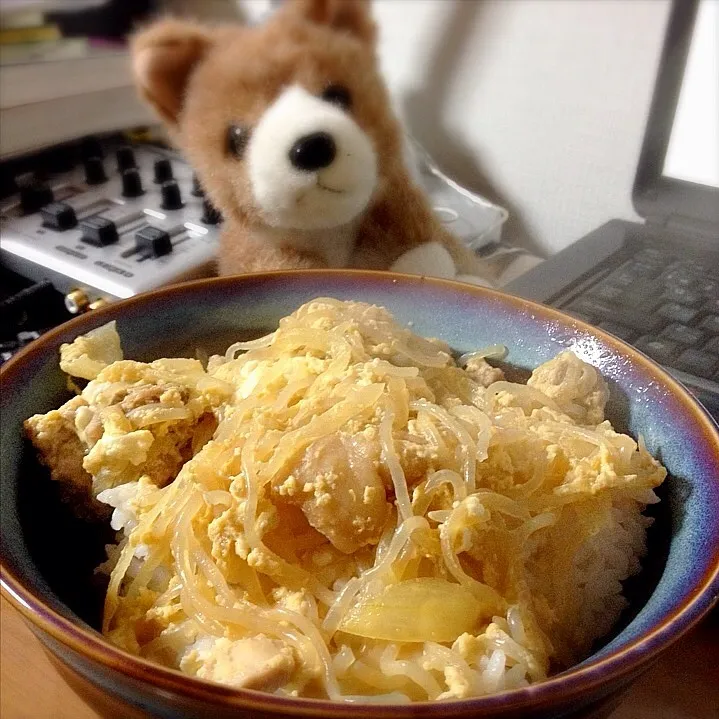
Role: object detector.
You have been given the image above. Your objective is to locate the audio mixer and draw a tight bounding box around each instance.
[1,137,222,312]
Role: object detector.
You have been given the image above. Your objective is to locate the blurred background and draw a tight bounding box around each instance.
[1,0,716,401]
[0,0,672,256]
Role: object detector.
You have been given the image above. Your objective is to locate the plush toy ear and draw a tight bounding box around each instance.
[131,19,213,127]
[282,0,376,46]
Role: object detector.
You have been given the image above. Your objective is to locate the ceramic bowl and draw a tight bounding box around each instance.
[1,271,718,719]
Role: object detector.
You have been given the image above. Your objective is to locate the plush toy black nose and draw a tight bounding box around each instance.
[289,132,337,172]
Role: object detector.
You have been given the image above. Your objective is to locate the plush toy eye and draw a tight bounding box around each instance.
[321,84,352,111]
[226,125,250,158]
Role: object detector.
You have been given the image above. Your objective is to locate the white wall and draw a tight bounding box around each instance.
[372,0,671,255]
[237,0,672,256]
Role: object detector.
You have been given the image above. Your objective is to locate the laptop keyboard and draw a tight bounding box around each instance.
[557,245,719,391]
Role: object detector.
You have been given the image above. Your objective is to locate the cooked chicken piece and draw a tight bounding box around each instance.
[23,395,101,517]
[180,635,296,692]
[25,355,229,514]
[274,434,390,554]
[527,351,609,425]
[464,356,505,387]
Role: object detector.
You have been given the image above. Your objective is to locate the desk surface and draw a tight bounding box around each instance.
[2,596,717,719]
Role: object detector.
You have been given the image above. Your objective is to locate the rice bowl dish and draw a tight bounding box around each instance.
[23,297,669,703]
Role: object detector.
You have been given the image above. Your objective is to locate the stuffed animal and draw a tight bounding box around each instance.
[131,0,495,282]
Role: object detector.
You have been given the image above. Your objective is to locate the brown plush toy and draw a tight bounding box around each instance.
[131,0,494,282]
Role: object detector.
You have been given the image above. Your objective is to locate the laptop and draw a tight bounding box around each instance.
[506,0,719,420]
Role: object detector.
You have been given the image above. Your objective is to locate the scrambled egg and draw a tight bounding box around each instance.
[58,320,122,380]
[26,328,232,503]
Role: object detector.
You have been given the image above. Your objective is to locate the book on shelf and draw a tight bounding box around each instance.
[0,23,61,44]
[0,44,131,108]
[0,36,88,63]
[0,39,144,157]
[0,9,45,30]
[1,84,151,157]
[0,1,147,157]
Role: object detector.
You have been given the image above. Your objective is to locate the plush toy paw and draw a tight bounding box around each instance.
[389,242,456,278]
[455,273,495,288]
[390,242,496,287]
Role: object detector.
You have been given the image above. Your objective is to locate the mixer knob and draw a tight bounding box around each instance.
[2,173,18,198]
[136,226,172,257]
[121,168,144,198]
[116,146,137,172]
[153,158,174,184]
[41,201,77,231]
[201,198,222,225]
[81,136,104,160]
[19,180,54,215]
[84,156,107,185]
[191,173,204,197]
[46,145,76,173]
[160,180,183,210]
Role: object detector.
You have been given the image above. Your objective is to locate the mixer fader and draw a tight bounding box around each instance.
[0,138,222,311]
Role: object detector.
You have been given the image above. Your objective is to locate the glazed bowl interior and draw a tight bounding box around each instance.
[1,271,718,716]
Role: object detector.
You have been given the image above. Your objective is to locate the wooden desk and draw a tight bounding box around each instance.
[2,596,717,718]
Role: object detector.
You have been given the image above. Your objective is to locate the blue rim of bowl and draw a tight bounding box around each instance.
[1,270,718,717]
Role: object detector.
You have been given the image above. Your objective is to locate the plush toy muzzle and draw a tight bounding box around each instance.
[247,85,378,231]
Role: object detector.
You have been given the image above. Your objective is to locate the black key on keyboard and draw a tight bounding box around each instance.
[565,299,664,333]
[565,298,610,322]
[589,284,624,302]
[621,278,663,307]
[635,335,681,364]
[698,315,719,335]
[597,321,637,342]
[626,261,663,279]
[663,265,703,288]
[635,247,673,266]
[681,259,714,276]
[702,336,719,355]
[606,261,662,288]
[605,268,639,288]
[609,307,664,333]
[658,303,698,324]
[696,278,719,296]
[662,286,703,306]
[660,323,705,346]
[672,349,719,380]
[564,311,594,324]
[701,298,719,315]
